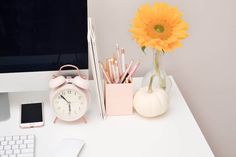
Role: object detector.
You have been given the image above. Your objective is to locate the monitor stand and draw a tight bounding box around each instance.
[0,93,10,121]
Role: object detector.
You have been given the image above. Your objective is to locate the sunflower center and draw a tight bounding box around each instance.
[154,25,165,33]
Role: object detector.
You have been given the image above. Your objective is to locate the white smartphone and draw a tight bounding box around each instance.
[20,102,44,128]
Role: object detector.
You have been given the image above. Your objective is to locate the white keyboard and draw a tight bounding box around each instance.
[0,135,35,157]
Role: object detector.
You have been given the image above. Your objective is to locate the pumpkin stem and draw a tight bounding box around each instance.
[148,74,155,93]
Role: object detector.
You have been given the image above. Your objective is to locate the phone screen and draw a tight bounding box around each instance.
[21,103,43,123]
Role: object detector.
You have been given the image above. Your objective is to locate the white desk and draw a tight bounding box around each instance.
[0,77,214,157]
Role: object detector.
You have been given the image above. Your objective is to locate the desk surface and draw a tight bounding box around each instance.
[0,77,214,157]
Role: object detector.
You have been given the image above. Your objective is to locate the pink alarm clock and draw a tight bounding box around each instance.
[49,65,89,122]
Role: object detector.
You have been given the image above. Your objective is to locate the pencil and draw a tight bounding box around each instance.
[119,60,133,83]
[108,58,114,83]
[121,48,126,74]
[99,62,112,84]
[127,61,141,80]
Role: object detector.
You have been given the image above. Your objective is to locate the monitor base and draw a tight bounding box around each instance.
[0,93,10,121]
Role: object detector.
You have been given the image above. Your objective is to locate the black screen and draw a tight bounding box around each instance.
[21,103,43,123]
[0,0,88,73]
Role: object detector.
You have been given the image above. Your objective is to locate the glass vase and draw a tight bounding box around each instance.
[142,51,171,93]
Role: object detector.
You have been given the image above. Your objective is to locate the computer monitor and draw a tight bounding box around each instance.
[0,0,88,121]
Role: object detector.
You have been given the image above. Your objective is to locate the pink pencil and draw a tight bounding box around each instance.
[116,46,122,76]
[99,62,112,84]
[113,60,120,83]
[119,60,133,83]
[127,61,141,80]
[108,58,114,83]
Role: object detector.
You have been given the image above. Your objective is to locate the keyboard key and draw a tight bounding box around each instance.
[0,150,5,155]
[12,145,19,149]
[19,144,26,149]
[17,153,34,157]
[21,148,34,154]
[0,145,3,150]
[6,136,12,141]
[16,140,23,145]
[13,149,20,154]
[13,136,19,140]
[1,141,8,145]
[6,149,13,154]
[20,136,27,140]
[27,144,34,148]
[27,136,34,140]
[9,154,17,157]
[1,155,8,157]
[0,137,5,141]
[24,140,34,144]
[4,145,11,150]
[9,140,15,145]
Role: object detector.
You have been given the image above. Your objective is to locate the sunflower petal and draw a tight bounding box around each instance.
[130,2,188,52]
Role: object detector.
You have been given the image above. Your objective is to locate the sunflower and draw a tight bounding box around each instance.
[130,2,188,52]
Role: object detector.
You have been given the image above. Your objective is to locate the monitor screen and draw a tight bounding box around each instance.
[0,0,88,73]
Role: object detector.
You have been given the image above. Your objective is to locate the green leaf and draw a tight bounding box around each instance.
[162,49,166,54]
[141,46,146,54]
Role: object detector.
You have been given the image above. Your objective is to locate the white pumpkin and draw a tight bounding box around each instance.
[133,86,168,118]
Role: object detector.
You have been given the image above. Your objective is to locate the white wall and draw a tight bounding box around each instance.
[88,0,236,156]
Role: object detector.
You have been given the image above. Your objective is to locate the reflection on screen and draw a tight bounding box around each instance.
[0,0,88,73]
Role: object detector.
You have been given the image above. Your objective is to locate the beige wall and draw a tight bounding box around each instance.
[88,0,236,156]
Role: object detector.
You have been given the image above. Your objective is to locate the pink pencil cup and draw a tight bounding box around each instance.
[105,83,133,116]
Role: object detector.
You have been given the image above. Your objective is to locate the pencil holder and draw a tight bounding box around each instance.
[105,82,133,116]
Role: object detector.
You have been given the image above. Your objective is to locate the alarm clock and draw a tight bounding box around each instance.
[49,65,89,122]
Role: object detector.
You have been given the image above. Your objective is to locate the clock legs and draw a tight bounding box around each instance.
[53,117,58,123]
[80,116,87,123]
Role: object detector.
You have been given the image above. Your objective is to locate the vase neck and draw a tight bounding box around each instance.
[152,51,167,89]
[152,51,163,72]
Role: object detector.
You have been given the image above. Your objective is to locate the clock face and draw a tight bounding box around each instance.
[52,87,88,121]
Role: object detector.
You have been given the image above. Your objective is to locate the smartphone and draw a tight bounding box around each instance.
[20,102,44,128]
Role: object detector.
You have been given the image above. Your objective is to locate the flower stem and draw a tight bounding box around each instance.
[148,74,155,93]
[154,51,166,89]
[147,50,166,93]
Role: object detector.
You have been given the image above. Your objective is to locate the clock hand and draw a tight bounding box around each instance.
[60,95,72,114]
[60,95,70,104]
[69,103,71,114]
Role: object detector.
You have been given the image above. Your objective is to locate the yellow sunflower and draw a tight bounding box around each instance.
[130,2,188,52]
